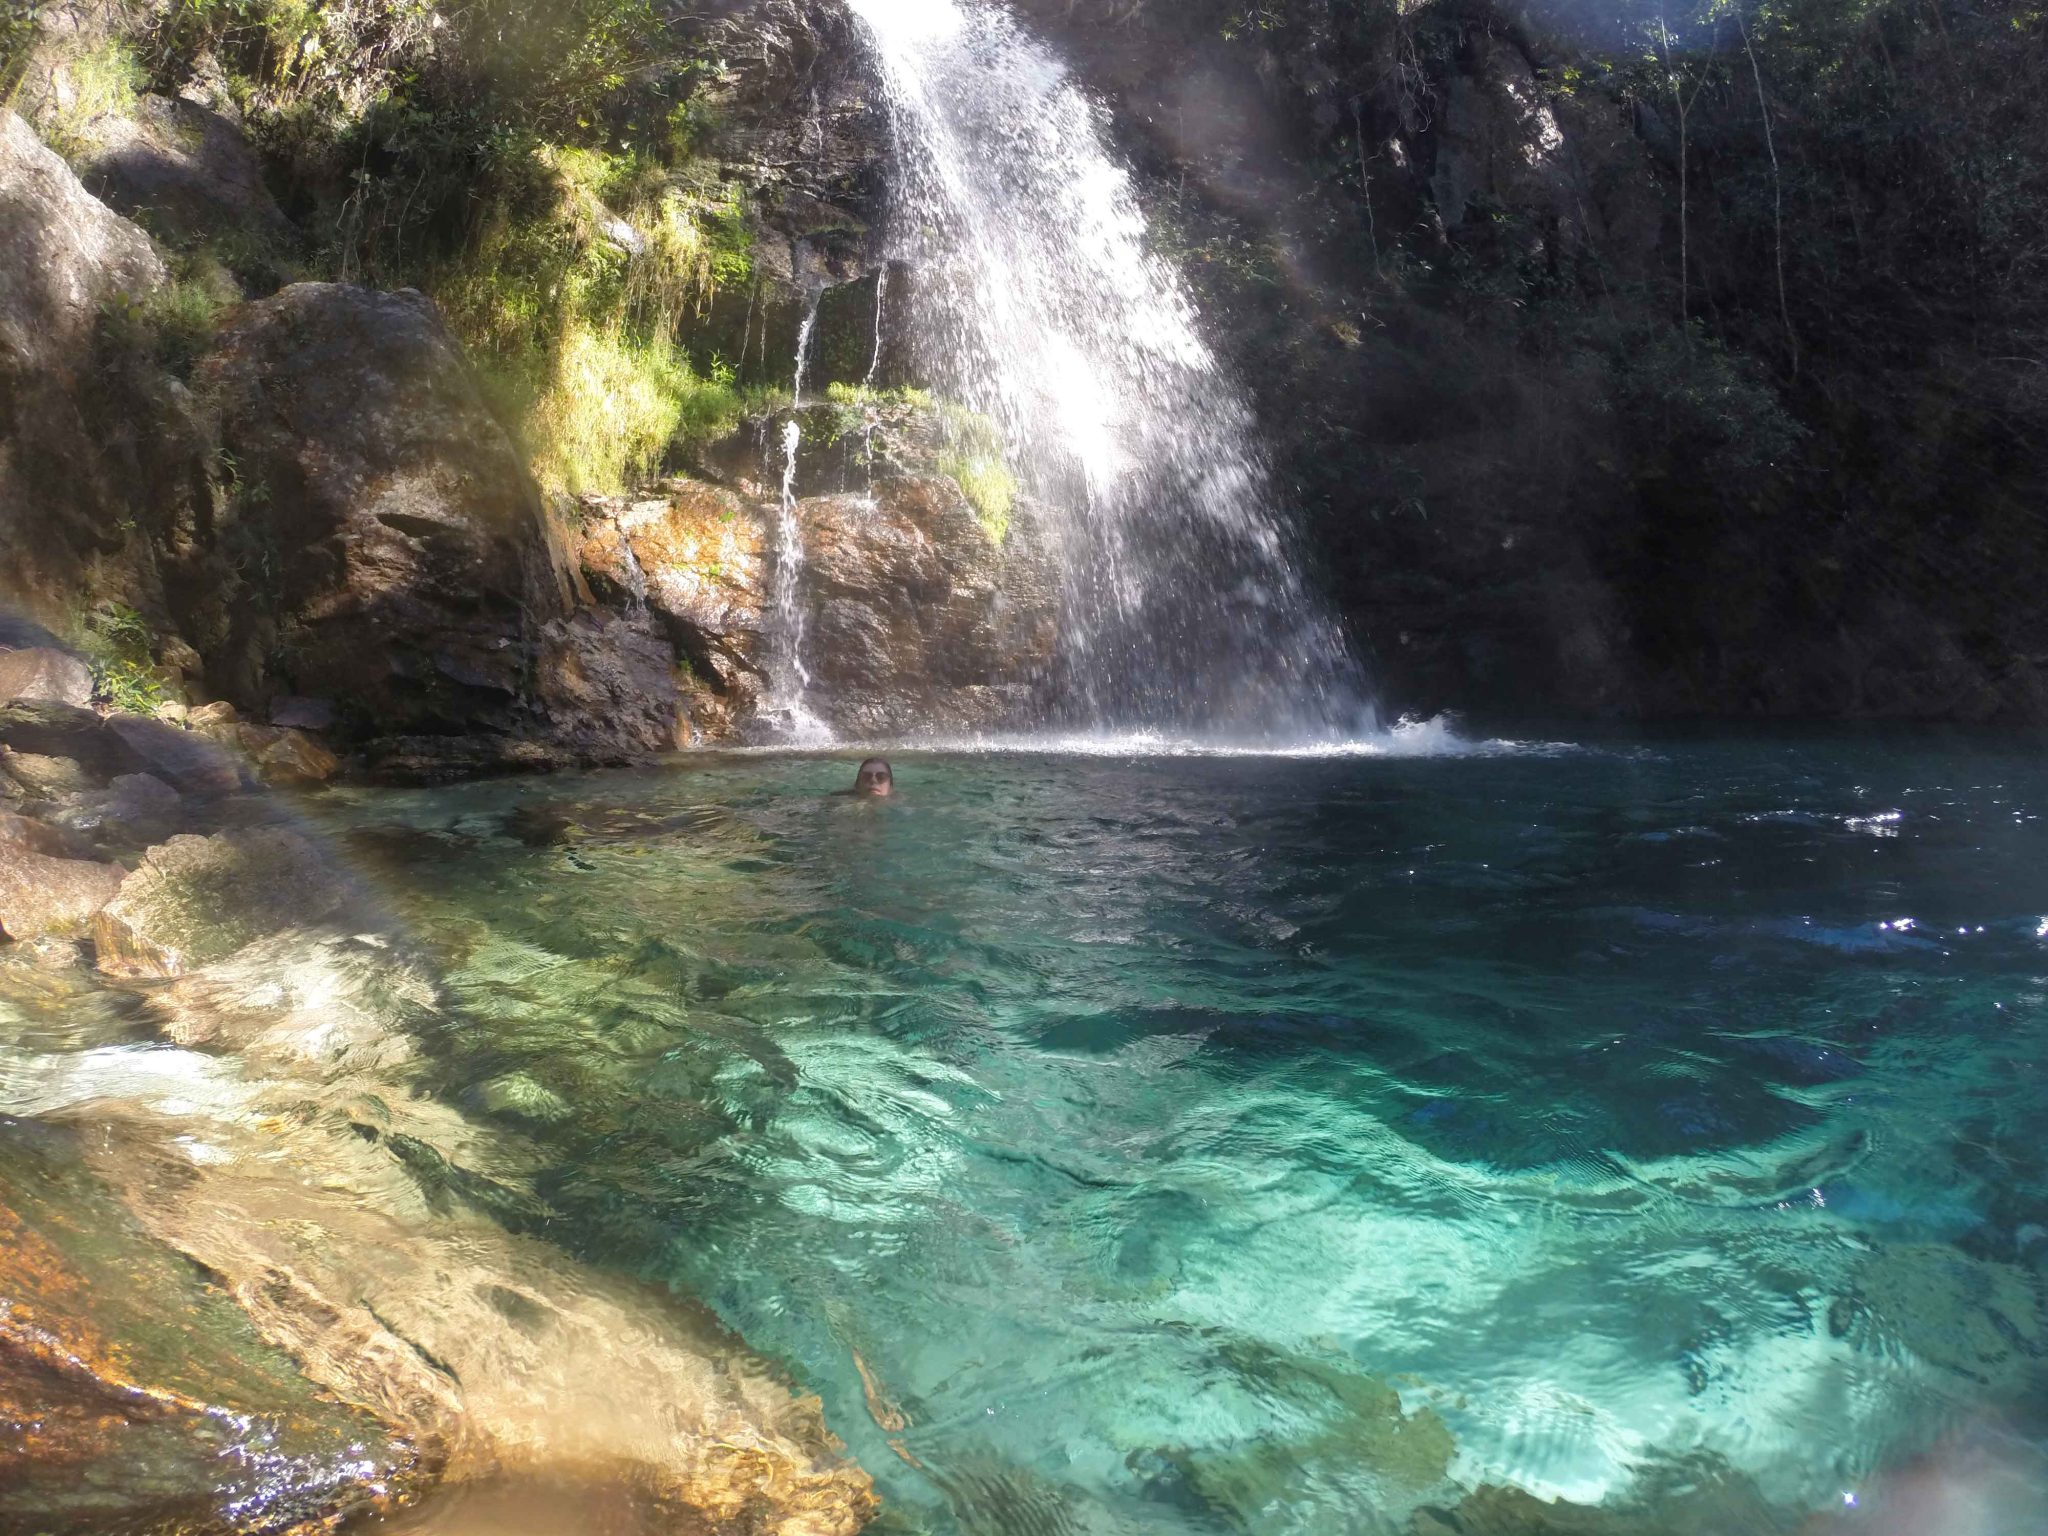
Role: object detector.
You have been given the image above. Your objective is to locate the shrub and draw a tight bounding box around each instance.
[35,35,144,161]
[76,601,167,715]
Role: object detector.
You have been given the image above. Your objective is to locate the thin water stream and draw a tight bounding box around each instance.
[766,291,831,743]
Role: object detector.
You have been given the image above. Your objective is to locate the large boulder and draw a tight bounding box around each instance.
[194,283,577,742]
[795,476,1057,736]
[0,111,214,633]
[77,93,298,260]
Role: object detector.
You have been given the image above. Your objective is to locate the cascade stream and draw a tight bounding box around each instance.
[764,291,831,742]
[845,0,1374,744]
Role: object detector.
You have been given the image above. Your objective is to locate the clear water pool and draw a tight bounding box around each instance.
[323,735,2048,1534]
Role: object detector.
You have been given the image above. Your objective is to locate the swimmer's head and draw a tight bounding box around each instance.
[853,758,894,798]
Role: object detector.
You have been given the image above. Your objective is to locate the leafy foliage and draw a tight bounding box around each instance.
[76,601,167,714]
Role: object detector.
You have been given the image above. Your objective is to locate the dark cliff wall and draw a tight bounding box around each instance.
[1012,0,2048,726]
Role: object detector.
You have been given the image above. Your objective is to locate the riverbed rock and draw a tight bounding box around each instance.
[795,477,1058,736]
[239,722,342,784]
[0,835,122,939]
[0,702,142,785]
[194,283,575,743]
[92,827,352,977]
[0,1129,421,1534]
[0,748,94,798]
[0,647,94,706]
[107,712,245,795]
[187,703,342,785]
[269,694,336,730]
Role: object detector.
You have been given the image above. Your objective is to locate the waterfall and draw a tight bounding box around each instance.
[845,0,1374,744]
[866,266,889,388]
[763,291,831,743]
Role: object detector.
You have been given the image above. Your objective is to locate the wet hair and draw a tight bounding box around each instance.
[853,758,894,796]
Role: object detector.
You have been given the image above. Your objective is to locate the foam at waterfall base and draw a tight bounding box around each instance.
[730,714,1572,759]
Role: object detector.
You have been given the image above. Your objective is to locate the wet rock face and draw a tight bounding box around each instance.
[573,480,770,719]
[196,283,571,741]
[686,0,891,381]
[576,464,1058,740]
[797,477,1058,737]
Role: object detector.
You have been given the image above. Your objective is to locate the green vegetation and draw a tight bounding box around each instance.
[21,0,767,497]
[75,601,167,715]
[934,401,1017,544]
[528,321,739,495]
[819,384,1016,542]
[1,1,44,105]
[35,35,144,159]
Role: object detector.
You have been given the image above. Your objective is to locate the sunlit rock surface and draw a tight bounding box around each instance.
[571,460,1057,741]
[0,1129,421,1534]
[0,697,880,1533]
[570,480,770,741]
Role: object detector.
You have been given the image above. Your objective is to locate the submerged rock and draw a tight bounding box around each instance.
[0,831,121,939]
[0,708,878,1531]
[0,1128,420,1534]
[60,905,880,1533]
[92,827,351,978]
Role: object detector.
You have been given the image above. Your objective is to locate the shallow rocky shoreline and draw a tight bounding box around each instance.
[0,681,877,1533]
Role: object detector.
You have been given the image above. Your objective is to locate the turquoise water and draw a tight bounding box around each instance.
[325,736,2048,1534]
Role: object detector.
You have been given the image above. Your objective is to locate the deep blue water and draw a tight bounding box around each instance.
[326,734,2048,1534]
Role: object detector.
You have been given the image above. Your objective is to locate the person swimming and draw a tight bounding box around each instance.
[851,758,894,798]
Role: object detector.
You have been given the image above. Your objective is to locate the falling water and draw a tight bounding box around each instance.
[866,266,890,388]
[846,0,1374,743]
[763,292,830,743]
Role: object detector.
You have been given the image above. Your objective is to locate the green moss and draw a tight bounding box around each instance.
[36,36,144,162]
[424,136,762,494]
[934,400,1016,543]
[527,319,741,495]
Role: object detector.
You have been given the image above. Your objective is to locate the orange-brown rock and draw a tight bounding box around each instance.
[0,1135,419,1533]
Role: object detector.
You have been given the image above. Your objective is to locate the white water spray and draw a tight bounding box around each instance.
[846,0,1374,743]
